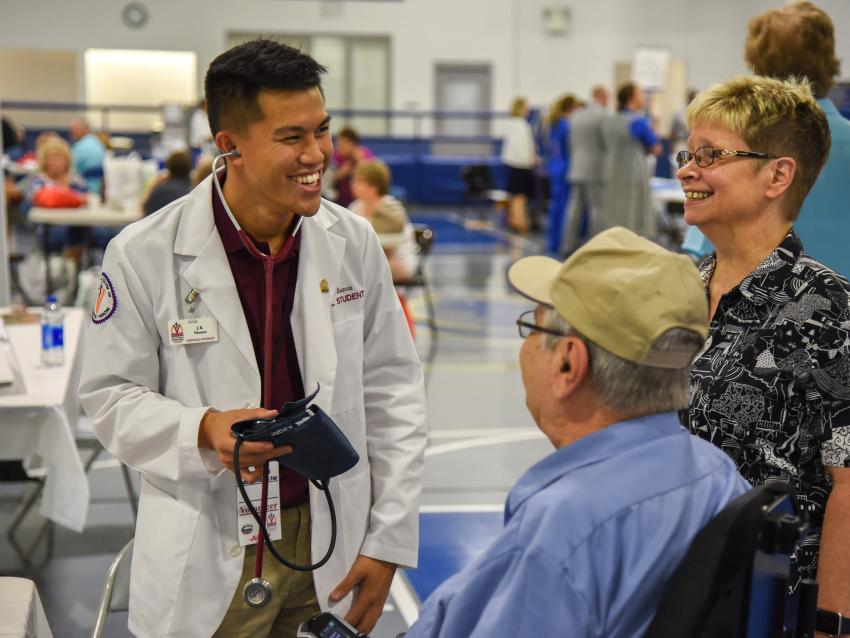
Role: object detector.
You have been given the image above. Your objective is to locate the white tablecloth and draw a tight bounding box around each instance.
[28,205,141,228]
[0,577,53,637]
[0,308,89,531]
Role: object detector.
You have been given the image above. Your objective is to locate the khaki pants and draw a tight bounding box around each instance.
[214,502,320,637]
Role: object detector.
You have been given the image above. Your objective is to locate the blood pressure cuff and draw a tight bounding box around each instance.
[231,386,359,481]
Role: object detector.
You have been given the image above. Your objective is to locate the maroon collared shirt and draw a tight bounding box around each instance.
[212,179,308,507]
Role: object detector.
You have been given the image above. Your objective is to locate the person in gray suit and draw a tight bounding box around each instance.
[600,82,663,240]
[560,86,610,255]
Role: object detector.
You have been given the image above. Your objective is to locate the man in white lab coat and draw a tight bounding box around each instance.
[79,40,427,638]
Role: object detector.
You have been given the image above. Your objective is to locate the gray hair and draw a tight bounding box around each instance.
[542,308,702,415]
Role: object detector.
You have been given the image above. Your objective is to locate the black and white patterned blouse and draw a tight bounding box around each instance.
[681,231,850,585]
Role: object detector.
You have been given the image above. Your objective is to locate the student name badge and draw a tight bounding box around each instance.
[237,461,282,546]
[167,317,218,346]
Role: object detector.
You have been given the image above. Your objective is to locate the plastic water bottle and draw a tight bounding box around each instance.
[40,295,65,367]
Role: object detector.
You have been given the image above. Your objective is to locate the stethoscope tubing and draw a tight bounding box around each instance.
[215,151,334,576]
[234,437,338,571]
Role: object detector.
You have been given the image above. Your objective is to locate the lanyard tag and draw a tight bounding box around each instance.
[236,461,282,546]
[167,317,219,345]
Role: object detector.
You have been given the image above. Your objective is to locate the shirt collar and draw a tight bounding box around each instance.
[504,412,684,522]
[698,230,802,306]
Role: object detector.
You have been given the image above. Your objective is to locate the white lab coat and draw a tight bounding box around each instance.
[78,176,427,638]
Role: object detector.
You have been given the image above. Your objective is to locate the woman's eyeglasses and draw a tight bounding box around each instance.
[675,146,773,169]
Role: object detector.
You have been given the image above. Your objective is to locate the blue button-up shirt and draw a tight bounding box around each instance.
[406,412,750,638]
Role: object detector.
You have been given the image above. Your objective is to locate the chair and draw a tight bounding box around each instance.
[645,482,818,638]
[6,417,138,565]
[460,165,507,217]
[394,225,437,338]
[92,537,133,638]
[2,460,55,564]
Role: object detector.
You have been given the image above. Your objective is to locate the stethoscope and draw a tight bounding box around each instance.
[211,151,335,609]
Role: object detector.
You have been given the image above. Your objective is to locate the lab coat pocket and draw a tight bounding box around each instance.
[132,477,201,632]
[339,468,372,562]
[331,313,365,414]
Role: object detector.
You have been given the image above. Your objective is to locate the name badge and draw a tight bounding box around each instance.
[168,317,219,345]
[236,461,283,547]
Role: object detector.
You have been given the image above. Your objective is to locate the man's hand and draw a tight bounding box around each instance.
[197,408,292,483]
[330,555,397,634]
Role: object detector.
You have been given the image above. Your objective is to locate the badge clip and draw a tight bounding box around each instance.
[185,288,200,314]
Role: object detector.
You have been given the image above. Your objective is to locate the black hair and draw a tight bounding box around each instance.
[204,39,327,136]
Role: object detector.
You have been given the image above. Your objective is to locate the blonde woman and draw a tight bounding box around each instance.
[350,159,418,335]
[21,135,88,254]
[501,97,537,233]
[677,75,850,621]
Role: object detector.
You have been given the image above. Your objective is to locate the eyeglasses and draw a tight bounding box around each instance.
[675,146,773,169]
[516,310,570,339]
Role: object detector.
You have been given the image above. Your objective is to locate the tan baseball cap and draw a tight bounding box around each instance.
[507,227,709,368]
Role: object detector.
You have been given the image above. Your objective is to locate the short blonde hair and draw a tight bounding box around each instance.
[510,97,528,118]
[36,137,72,175]
[686,75,830,219]
[745,2,839,99]
[354,159,391,196]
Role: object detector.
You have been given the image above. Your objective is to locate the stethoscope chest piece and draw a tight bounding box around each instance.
[243,577,273,608]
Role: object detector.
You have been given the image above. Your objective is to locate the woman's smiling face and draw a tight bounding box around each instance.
[677,122,773,231]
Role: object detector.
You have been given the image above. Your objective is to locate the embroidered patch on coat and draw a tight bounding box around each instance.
[92,272,117,324]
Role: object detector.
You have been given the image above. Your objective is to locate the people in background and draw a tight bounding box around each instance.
[332,126,374,208]
[600,82,663,240]
[676,75,850,625]
[350,159,418,335]
[670,88,698,157]
[68,116,105,195]
[189,98,213,158]
[2,117,24,227]
[141,150,192,215]
[350,159,417,282]
[79,39,426,638]
[1,116,23,159]
[191,155,214,188]
[500,97,537,233]
[407,227,749,637]
[20,136,87,255]
[560,86,610,255]
[545,94,579,254]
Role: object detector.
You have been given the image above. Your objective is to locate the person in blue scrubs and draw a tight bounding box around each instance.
[406,227,749,638]
[682,2,850,276]
[545,94,578,253]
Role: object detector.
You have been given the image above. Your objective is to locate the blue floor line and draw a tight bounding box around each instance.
[405,512,504,602]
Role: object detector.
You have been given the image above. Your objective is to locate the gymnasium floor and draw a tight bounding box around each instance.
[0,209,552,637]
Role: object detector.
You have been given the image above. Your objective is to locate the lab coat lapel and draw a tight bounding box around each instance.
[293,204,345,414]
[175,179,257,373]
